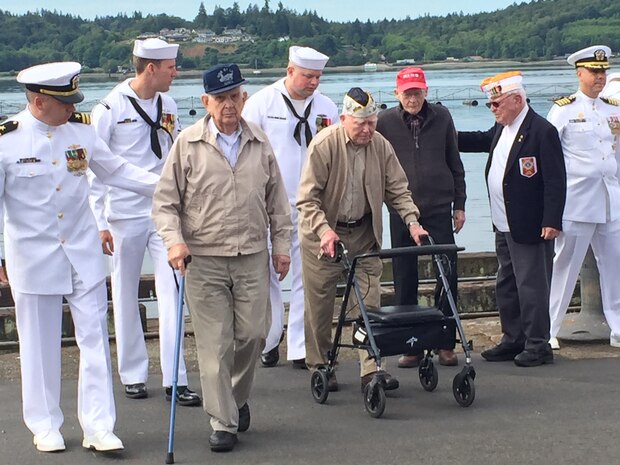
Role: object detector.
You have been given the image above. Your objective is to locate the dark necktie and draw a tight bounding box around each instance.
[127,95,171,159]
[281,94,313,147]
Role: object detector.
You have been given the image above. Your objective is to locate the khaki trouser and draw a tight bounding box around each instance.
[185,251,269,434]
[301,220,384,377]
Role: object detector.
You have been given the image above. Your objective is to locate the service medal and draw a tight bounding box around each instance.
[315,114,332,133]
[161,113,176,135]
[65,145,88,176]
[607,115,620,135]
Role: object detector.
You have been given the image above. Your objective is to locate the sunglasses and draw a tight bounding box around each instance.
[485,100,504,109]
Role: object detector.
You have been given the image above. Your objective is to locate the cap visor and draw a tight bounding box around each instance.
[397,82,427,93]
[205,80,246,95]
[52,90,84,104]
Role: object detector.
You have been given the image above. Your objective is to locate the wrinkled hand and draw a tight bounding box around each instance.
[0,265,8,285]
[541,227,560,240]
[319,229,340,258]
[453,210,466,234]
[272,254,291,281]
[99,230,114,256]
[168,243,191,275]
[409,223,429,245]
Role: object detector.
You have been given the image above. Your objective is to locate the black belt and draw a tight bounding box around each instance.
[336,214,370,228]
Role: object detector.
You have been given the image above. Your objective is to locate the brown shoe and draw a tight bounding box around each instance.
[397,354,422,368]
[360,370,400,392]
[438,349,459,366]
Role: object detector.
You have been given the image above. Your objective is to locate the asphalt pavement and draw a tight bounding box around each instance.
[1,353,619,465]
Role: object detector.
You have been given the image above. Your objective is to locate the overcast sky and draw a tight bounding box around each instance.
[2,1,533,22]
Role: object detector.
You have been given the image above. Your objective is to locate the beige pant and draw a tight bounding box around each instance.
[301,221,384,377]
[185,251,269,434]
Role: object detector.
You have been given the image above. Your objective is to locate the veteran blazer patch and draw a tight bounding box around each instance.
[519,156,538,178]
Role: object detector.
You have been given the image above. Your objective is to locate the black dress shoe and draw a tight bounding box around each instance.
[292,358,307,369]
[125,383,148,399]
[481,343,524,362]
[238,403,250,433]
[514,349,554,367]
[328,372,339,392]
[165,386,201,406]
[209,431,237,452]
[260,346,279,367]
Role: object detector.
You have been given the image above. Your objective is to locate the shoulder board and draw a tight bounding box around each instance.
[68,112,91,124]
[600,97,620,106]
[0,120,18,136]
[97,100,111,110]
[553,96,576,107]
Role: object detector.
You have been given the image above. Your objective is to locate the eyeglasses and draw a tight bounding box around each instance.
[485,95,516,109]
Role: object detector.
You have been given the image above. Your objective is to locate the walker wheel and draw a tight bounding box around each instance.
[418,359,439,392]
[363,383,386,418]
[310,369,329,404]
[453,373,475,407]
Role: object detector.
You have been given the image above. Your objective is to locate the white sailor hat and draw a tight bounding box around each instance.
[289,46,329,70]
[133,38,179,60]
[342,87,378,118]
[16,61,83,104]
[567,45,611,69]
[602,72,620,97]
[480,71,524,99]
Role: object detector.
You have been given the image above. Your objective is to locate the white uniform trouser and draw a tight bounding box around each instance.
[263,208,306,360]
[14,271,115,436]
[109,217,188,387]
[549,218,620,340]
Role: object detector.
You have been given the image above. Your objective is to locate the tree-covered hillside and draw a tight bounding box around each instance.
[0,0,619,72]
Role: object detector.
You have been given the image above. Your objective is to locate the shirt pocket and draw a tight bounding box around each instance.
[565,121,595,149]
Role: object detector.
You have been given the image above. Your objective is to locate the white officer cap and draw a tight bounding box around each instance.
[567,45,611,69]
[342,87,378,118]
[16,61,84,104]
[289,46,329,70]
[480,71,524,99]
[133,38,179,60]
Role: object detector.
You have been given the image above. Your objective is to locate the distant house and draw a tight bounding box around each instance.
[395,58,416,65]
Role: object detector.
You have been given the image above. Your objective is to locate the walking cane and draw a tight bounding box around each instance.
[166,256,191,464]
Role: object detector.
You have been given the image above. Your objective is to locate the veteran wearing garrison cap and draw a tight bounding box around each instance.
[297,87,428,392]
[152,63,291,452]
[458,71,566,366]
[0,62,160,453]
[89,38,201,406]
[546,45,620,350]
[242,46,338,369]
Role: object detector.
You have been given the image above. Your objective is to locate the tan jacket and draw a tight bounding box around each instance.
[297,123,420,250]
[152,115,292,257]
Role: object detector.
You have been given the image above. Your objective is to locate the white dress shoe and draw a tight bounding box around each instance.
[33,429,65,452]
[549,337,560,350]
[610,334,620,348]
[82,431,124,451]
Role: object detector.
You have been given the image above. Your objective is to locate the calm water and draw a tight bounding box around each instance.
[0,65,579,278]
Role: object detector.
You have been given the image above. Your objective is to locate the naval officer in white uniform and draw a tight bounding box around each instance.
[89,38,200,405]
[547,45,620,349]
[242,46,338,367]
[0,62,159,453]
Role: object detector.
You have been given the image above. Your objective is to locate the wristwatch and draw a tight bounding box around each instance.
[407,221,420,228]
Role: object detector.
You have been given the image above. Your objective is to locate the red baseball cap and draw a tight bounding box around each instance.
[396,67,427,92]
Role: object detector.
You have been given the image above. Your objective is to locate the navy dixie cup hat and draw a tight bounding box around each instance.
[203,64,246,94]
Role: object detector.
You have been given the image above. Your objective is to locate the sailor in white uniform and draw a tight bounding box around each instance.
[0,62,159,453]
[89,39,200,405]
[242,46,339,367]
[547,45,620,349]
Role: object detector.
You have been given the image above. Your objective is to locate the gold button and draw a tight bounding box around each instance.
[57,212,64,218]
[60,239,65,244]
[56,185,61,191]
[52,160,59,166]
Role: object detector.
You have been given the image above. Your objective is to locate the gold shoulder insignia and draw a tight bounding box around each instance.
[68,112,91,124]
[0,120,18,136]
[553,96,576,107]
[601,97,620,106]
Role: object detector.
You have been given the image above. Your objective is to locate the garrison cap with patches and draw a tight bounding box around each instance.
[342,87,378,117]
[202,63,246,94]
[17,61,84,104]
[567,45,611,69]
[289,46,329,70]
[480,71,523,99]
[133,38,179,60]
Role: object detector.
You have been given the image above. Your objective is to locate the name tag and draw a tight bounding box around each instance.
[17,157,42,164]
